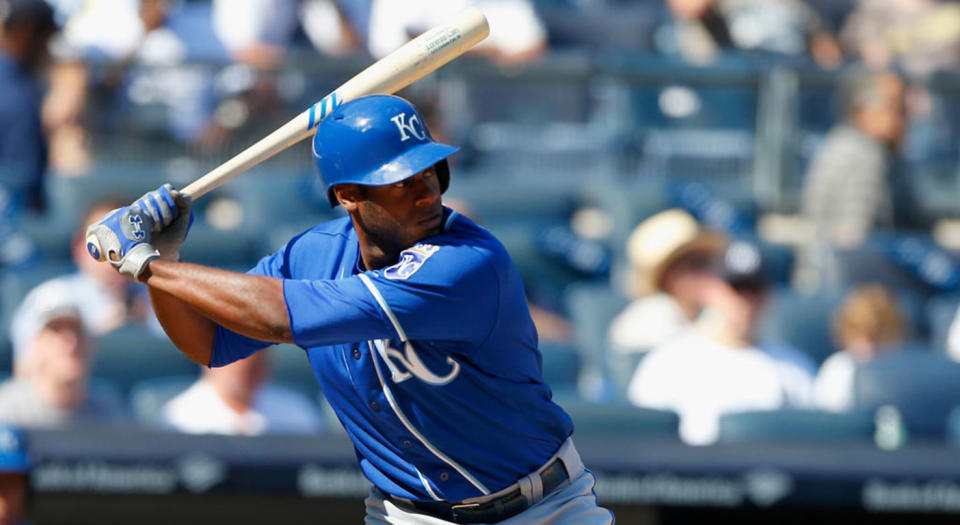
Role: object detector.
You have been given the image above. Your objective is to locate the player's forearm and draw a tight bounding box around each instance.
[143,260,294,357]
[148,285,216,365]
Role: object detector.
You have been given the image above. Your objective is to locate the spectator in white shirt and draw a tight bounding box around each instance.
[814,284,906,412]
[367,0,548,64]
[607,208,725,355]
[628,240,815,445]
[161,349,323,436]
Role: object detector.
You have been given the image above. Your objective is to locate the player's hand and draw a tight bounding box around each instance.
[152,189,193,261]
[85,205,160,281]
[134,183,179,232]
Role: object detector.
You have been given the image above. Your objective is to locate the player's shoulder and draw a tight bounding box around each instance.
[298,215,355,239]
[432,209,510,262]
[374,211,508,283]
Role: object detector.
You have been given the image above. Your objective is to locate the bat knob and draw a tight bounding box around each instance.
[86,235,104,262]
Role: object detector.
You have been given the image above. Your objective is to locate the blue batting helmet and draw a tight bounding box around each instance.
[312,95,459,207]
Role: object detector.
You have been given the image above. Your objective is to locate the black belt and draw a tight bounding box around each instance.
[379,457,570,524]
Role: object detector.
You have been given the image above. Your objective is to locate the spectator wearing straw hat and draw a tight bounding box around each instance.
[628,241,815,445]
[607,209,726,355]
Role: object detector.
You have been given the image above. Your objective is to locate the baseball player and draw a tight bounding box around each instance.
[85,95,614,524]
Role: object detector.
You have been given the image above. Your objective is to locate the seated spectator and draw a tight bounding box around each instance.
[663,0,842,68]
[0,424,31,525]
[607,209,725,355]
[0,0,58,211]
[0,0,59,269]
[212,0,298,68]
[0,280,128,428]
[161,350,323,436]
[796,68,907,290]
[627,240,815,445]
[23,201,161,336]
[62,0,231,146]
[815,284,906,412]
[839,0,960,79]
[367,0,548,64]
[300,0,366,57]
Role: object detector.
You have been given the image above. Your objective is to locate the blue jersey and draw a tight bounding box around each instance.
[211,208,574,502]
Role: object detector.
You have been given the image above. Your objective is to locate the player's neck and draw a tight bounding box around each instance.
[357,243,398,271]
[352,222,404,271]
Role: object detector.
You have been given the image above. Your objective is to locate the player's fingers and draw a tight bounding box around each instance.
[157,184,177,223]
[135,194,161,226]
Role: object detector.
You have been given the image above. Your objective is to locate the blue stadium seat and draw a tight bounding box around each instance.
[179,224,265,269]
[560,400,680,438]
[564,282,630,399]
[92,327,200,396]
[462,74,591,126]
[756,288,845,365]
[853,351,960,440]
[268,344,321,399]
[45,164,169,228]
[828,233,960,299]
[129,375,197,428]
[581,176,668,263]
[716,409,876,445]
[445,175,579,228]
[229,170,335,233]
[539,342,581,397]
[947,406,960,448]
[830,242,930,296]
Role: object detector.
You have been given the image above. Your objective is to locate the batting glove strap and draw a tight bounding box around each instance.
[113,242,160,280]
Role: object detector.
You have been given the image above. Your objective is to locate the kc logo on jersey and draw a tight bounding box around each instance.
[391,112,427,142]
[374,339,461,386]
[385,244,439,280]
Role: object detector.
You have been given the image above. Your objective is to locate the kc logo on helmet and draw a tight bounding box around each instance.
[391,112,426,142]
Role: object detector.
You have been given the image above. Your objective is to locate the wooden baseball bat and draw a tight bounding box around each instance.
[181,7,489,199]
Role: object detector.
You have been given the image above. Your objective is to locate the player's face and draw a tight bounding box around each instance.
[353,166,444,251]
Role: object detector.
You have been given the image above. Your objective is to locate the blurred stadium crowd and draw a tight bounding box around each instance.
[5,0,960,453]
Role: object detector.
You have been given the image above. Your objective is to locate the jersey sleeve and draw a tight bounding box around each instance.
[208,250,287,368]
[285,243,499,353]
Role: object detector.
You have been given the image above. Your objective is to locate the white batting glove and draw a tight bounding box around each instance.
[85,206,160,280]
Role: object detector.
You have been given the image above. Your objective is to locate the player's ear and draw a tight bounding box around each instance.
[334,184,363,211]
